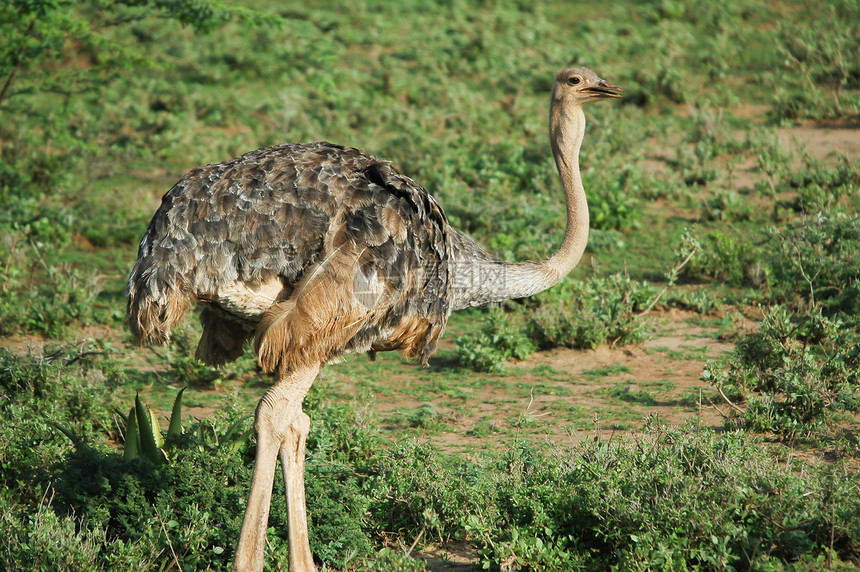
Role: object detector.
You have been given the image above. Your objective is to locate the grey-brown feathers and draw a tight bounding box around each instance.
[127,141,452,372]
[196,308,250,365]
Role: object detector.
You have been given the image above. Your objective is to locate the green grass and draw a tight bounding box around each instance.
[582,364,634,380]
[1,0,860,569]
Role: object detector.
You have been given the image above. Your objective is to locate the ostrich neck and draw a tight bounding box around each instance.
[450,103,588,310]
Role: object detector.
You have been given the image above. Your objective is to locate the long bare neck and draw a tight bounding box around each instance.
[542,100,589,285]
[450,100,588,310]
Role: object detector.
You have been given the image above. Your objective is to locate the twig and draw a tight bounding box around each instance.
[828,502,836,570]
[155,506,183,572]
[639,238,700,317]
[0,19,35,108]
[789,239,820,310]
[715,382,744,415]
[65,350,109,366]
[28,239,51,273]
[697,388,703,425]
[407,527,425,555]
[707,397,730,419]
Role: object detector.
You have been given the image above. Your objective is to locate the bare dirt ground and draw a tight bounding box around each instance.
[361,309,740,456]
[779,122,860,160]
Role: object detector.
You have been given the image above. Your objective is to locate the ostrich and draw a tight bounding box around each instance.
[127,67,621,571]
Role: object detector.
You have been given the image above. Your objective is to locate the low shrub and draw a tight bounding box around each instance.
[456,309,534,373]
[374,423,860,570]
[768,214,860,317]
[0,348,387,570]
[704,305,859,443]
[3,345,860,570]
[0,264,106,338]
[525,272,654,350]
[684,229,766,287]
[583,160,645,231]
[666,288,721,315]
[785,153,860,214]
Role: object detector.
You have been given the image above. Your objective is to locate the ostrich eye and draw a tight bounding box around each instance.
[568,76,582,86]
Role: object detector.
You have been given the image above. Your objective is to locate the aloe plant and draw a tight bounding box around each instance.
[122,405,139,462]
[121,387,252,464]
[123,388,185,465]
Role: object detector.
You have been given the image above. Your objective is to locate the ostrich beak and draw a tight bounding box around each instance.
[585,79,622,98]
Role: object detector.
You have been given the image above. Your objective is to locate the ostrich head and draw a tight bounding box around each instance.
[552,66,622,105]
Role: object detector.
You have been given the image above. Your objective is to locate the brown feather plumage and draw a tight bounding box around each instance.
[196,307,250,365]
[127,141,453,371]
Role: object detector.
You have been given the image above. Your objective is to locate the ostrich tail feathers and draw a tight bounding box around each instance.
[127,286,190,346]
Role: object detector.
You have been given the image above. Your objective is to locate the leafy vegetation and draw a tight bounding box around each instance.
[1,0,859,569]
[702,214,860,446]
[705,305,859,443]
[4,347,858,569]
[769,214,860,315]
[456,309,534,373]
[525,271,654,350]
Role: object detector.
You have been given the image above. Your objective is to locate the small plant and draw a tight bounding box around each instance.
[456,309,534,373]
[120,389,253,465]
[525,271,653,350]
[702,190,752,222]
[120,390,184,465]
[753,138,792,197]
[583,160,645,231]
[667,288,720,315]
[526,230,699,350]
[404,403,449,433]
[685,229,765,287]
[786,152,860,214]
[607,383,657,405]
[704,305,859,443]
[0,263,106,338]
[639,228,702,314]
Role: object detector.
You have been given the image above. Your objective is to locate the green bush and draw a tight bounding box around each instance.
[0,349,387,570]
[768,214,860,316]
[0,347,120,528]
[702,190,753,222]
[0,149,74,250]
[685,229,766,287]
[704,305,859,442]
[0,499,152,572]
[583,160,644,231]
[785,153,860,214]
[373,424,860,570]
[526,272,654,350]
[456,309,534,373]
[0,265,107,338]
[666,288,720,315]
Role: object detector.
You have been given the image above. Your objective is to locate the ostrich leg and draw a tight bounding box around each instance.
[232,364,320,572]
[279,409,314,571]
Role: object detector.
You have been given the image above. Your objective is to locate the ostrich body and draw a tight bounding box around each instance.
[127,67,621,571]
